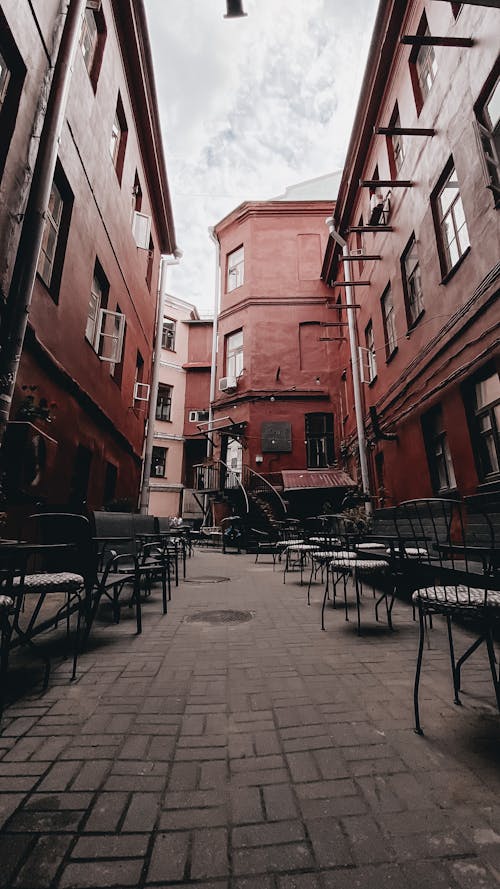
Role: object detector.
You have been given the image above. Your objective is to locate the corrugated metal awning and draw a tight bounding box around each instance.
[281,469,356,491]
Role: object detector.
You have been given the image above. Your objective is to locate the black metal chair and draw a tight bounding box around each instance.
[394,498,500,735]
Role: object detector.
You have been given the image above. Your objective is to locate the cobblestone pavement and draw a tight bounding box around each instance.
[2,549,500,888]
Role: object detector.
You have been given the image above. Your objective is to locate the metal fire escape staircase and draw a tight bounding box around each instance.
[192,460,287,530]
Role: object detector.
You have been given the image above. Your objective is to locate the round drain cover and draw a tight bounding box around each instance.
[185,609,253,625]
[184,576,230,584]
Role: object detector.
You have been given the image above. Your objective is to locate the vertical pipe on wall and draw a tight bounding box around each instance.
[139,252,181,514]
[0,0,87,443]
[207,227,221,460]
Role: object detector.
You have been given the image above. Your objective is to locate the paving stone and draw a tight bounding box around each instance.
[191,827,228,879]
[232,841,314,875]
[233,820,305,847]
[83,792,129,832]
[159,805,227,829]
[146,831,190,883]
[230,786,264,824]
[306,816,353,868]
[262,784,298,821]
[59,859,144,888]
[71,834,149,858]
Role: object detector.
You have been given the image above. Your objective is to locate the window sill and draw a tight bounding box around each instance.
[385,346,398,365]
[440,245,471,285]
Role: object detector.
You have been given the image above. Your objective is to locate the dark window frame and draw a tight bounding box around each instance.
[462,362,500,483]
[401,232,424,328]
[421,404,457,494]
[380,283,397,361]
[110,93,128,184]
[305,412,334,469]
[473,60,500,209]
[152,445,167,478]
[156,383,172,422]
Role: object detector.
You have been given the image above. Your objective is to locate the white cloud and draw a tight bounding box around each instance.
[145,0,378,313]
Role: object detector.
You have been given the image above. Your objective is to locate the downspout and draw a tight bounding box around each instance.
[325,220,372,516]
[139,251,182,514]
[207,227,220,460]
[0,0,87,442]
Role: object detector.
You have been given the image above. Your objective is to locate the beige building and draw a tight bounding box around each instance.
[148,294,200,517]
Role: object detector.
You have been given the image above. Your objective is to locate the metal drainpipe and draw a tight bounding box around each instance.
[343,242,372,516]
[205,227,220,527]
[207,227,220,460]
[0,0,87,443]
[139,252,181,514]
[325,219,372,515]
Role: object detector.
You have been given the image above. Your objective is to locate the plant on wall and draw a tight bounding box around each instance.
[14,386,57,424]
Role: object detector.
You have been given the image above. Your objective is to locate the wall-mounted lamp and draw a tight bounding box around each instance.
[255,454,263,464]
[224,0,247,18]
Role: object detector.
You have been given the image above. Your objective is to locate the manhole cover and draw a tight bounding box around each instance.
[184,576,230,584]
[185,609,253,625]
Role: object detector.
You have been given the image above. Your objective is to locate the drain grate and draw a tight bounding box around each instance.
[183,576,230,584]
[185,609,253,625]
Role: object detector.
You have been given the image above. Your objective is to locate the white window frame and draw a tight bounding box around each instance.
[0,49,10,111]
[359,322,377,384]
[79,7,98,74]
[134,381,150,403]
[226,329,244,378]
[37,181,64,287]
[474,76,500,204]
[227,246,244,292]
[391,108,405,174]
[94,308,125,363]
[436,165,470,273]
[381,286,397,358]
[416,29,437,101]
[131,210,151,249]
[189,410,210,423]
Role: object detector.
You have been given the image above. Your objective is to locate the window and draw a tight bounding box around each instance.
[0,49,10,110]
[364,321,377,383]
[388,103,405,176]
[109,94,127,183]
[162,318,176,351]
[85,263,125,363]
[401,234,424,327]
[433,162,470,275]
[305,413,334,469]
[110,303,126,383]
[37,163,73,301]
[227,246,244,292]
[146,236,154,290]
[79,4,105,89]
[0,10,26,178]
[85,263,108,344]
[464,367,500,480]
[422,405,456,493]
[474,66,500,207]
[381,285,397,359]
[152,446,167,478]
[132,171,142,212]
[410,16,437,114]
[225,329,244,378]
[156,384,172,422]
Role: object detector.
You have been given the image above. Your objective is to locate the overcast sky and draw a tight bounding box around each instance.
[144,0,378,316]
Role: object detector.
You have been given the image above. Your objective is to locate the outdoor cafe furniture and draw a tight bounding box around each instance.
[395,498,500,735]
[0,539,88,717]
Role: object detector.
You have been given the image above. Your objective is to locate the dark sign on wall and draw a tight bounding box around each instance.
[261,421,292,452]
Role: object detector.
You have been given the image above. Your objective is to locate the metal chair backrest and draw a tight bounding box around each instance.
[26,513,97,586]
[91,511,136,556]
[395,498,498,604]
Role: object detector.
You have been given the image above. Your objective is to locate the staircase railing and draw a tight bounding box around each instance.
[241,464,288,516]
[192,460,249,514]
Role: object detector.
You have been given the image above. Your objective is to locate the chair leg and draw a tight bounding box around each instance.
[71,597,82,682]
[134,574,142,635]
[321,579,329,631]
[446,615,461,706]
[307,562,315,606]
[484,625,500,713]
[354,573,362,636]
[414,606,426,735]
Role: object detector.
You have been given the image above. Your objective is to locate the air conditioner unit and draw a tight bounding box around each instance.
[219,376,237,393]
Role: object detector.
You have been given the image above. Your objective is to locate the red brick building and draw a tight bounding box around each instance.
[0,0,177,514]
[322,0,499,507]
[208,175,356,519]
